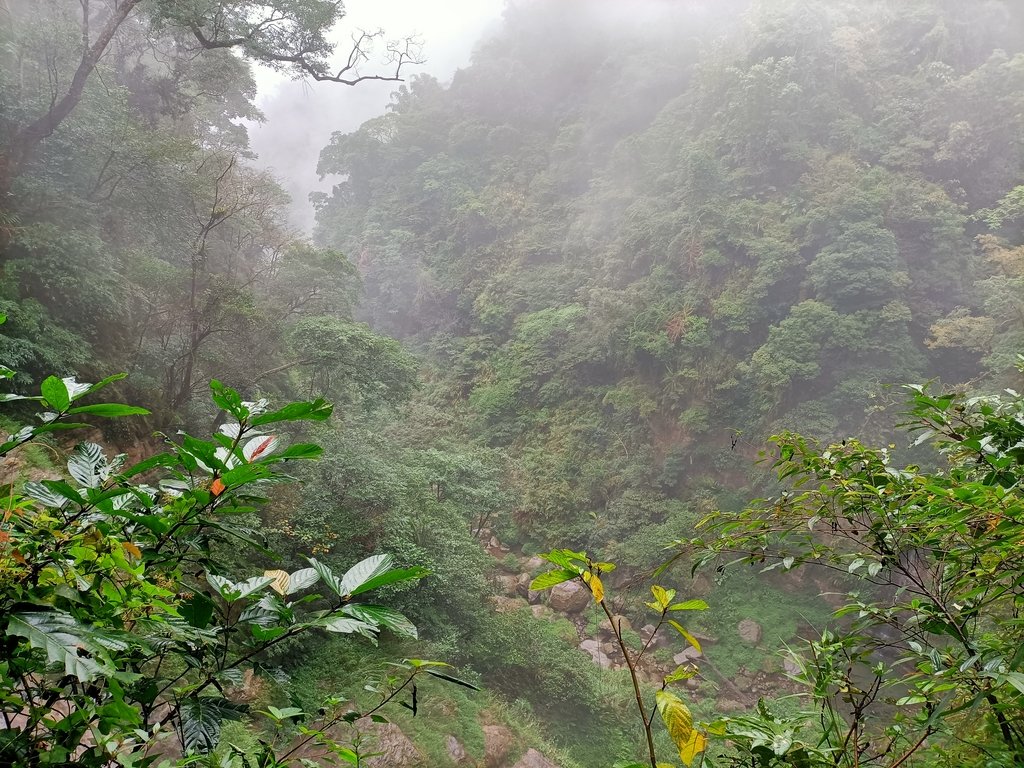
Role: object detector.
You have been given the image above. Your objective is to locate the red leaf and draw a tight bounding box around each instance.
[210,478,226,497]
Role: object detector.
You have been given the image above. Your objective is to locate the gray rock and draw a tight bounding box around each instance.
[783,656,801,676]
[513,747,560,768]
[549,580,590,613]
[673,646,702,665]
[579,639,611,669]
[365,724,422,767]
[483,725,515,768]
[494,573,519,595]
[446,735,469,764]
[738,619,762,645]
[523,555,546,573]
[530,604,553,619]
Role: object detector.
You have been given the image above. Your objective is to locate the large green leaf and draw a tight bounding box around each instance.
[68,442,107,488]
[530,568,579,591]
[341,554,394,595]
[7,611,112,682]
[180,696,247,754]
[343,604,418,639]
[40,375,70,411]
[67,403,150,418]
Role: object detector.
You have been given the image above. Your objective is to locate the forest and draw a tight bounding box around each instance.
[1,1,1023,767]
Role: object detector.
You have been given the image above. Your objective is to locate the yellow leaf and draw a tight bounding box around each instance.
[668,620,702,654]
[655,690,706,767]
[264,569,290,595]
[121,541,142,560]
[582,571,604,603]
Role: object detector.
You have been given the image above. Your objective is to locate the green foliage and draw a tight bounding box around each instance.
[0,363,465,766]
[681,375,1024,766]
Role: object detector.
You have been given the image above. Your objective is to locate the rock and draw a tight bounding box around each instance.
[640,623,657,639]
[580,639,611,669]
[598,614,632,634]
[494,573,519,595]
[365,724,423,767]
[783,656,801,676]
[716,698,746,713]
[446,735,469,764]
[488,536,501,549]
[690,574,713,596]
[549,580,590,613]
[483,725,515,768]
[516,572,532,597]
[523,555,546,573]
[673,646,702,665]
[530,604,553,619]
[601,641,618,656]
[737,619,762,645]
[489,595,528,613]
[513,747,560,768]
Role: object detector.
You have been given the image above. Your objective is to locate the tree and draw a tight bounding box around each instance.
[678,369,1024,766]
[0,0,422,198]
[0,315,474,766]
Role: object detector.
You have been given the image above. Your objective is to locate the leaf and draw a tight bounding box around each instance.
[582,571,604,603]
[308,558,345,597]
[529,568,579,591]
[210,478,226,497]
[67,403,150,418]
[7,610,111,682]
[345,604,418,639]
[286,567,320,594]
[668,620,702,654]
[180,696,246,754]
[423,669,481,690]
[353,566,430,595]
[41,376,70,412]
[668,599,709,612]
[264,569,290,595]
[68,442,107,488]
[180,593,215,629]
[322,616,378,640]
[121,541,142,560]
[251,399,333,426]
[276,443,323,460]
[650,585,675,611]
[341,554,395,595]
[207,575,272,602]
[655,690,706,766]
[243,435,279,461]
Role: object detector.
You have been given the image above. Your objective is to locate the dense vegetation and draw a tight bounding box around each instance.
[2,0,1024,766]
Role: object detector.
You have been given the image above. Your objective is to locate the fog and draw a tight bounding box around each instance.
[2,1,1024,766]
[248,0,505,231]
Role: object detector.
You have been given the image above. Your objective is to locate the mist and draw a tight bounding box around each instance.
[2,1,1024,767]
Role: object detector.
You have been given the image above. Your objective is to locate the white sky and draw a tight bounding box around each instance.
[251,0,507,101]
[248,0,506,231]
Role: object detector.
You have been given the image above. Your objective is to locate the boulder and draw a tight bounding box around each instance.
[516,572,533,597]
[494,573,519,595]
[513,748,560,768]
[579,639,611,669]
[446,735,469,764]
[737,619,762,645]
[523,555,546,573]
[483,725,515,768]
[365,724,423,767]
[489,595,527,613]
[673,646,702,665]
[530,604,553,620]
[549,580,590,613]
[783,656,801,676]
